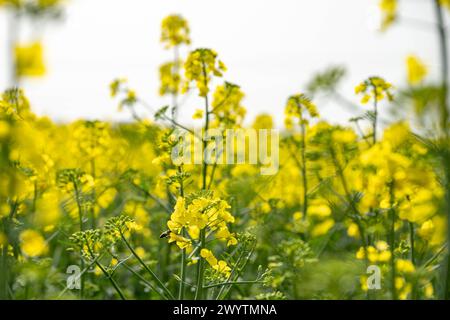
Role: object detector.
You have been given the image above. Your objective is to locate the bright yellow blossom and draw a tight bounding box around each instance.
[396,259,415,274]
[19,229,48,257]
[192,109,204,120]
[160,15,191,48]
[14,42,46,77]
[200,248,231,277]
[406,55,427,85]
[355,76,393,105]
[184,49,226,97]
[379,0,397,31]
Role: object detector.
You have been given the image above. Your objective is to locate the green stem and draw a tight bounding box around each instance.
[409,221,417,299]
[201,61,210,191]
[204,280,263,289]
[0,203,17,300]
[329,143,372,299]
[195,61,210,300]
[56,253,104,299]
[409,221,418,299]
[388,182,397,300]
[372,86,378,145]
[177,166,186,300]
[433,0,450,300]
[409,222,415,265]
[433,0,449,135]
[171,45,180,121]
[94,260,126,300]
[329,145,369,254]
[0,245,8,300]
[207,162,218,190]
[120,231,174,300]
[178,233,187,300]
[215,247,246,300]
[90,158,96,229]
[73,180,85,299]
[443,159,450,299]
[300,121,308,221]
[85,245,125,300]
[122,263,167,299]
[217,241,256,300]
[195,229,206,300]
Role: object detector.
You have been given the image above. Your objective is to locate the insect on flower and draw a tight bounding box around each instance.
[159,229,172,239]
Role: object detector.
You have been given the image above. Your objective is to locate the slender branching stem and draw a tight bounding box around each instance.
[171,45,180,121]
[195,229,206,300]
[409,222,415,265]
[120,231,174,300]
[433,0,449,135]
[329,145,369,264]
[372,85,378,145]
[90,158,96,229]
[195,61,210,300]
[85,244,126,300]
[121,263,167,299]
[388,181,397,300]
[72,180,85,299]
[204,280,263,289]
[300,120,308,221]
[218,241,256,300]
[177,166,187,300]
[433,0,450,299]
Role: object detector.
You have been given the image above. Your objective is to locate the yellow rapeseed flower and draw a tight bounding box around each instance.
[396,259,415,273]
[19,229,48,257]
[347,223,360,238]
[355,76,393,105]
[440,0,450,10]
[200,248,231,277]
[252,114,274,130]
[0,120,11,139]
[379,0,397,31]
[192,109,204,119]
[159,61,182,96]
[14,42,46,77]
[406,55,427,85]
[417,220,435,240]
[161,15,191,48]
[311,218,334,237]
[184,49,226,97]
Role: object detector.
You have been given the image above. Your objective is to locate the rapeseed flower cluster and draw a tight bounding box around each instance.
[160,14,191,48]
[1,9,449,301]
[167,195,237,249]
[355,76,394,105]
[184,49,227,97]
[379,0,398,31]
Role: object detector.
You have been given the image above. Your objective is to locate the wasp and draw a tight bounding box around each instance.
[159,230,171,239]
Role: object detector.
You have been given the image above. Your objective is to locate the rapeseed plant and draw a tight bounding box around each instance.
[0,3,449,301]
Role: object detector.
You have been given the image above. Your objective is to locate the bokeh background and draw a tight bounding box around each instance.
[0,0,441,125]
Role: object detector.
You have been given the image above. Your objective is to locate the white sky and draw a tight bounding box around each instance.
[0,0,443,127]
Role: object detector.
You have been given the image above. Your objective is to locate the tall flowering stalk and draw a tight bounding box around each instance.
[433,0,450,299]
[284,93,319,221]
[355,77,393,145]
[160,14,191,121]
[183,48,226,299]
[165,195,238,299]
[159,15,191,295]
[57,169,95,299]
